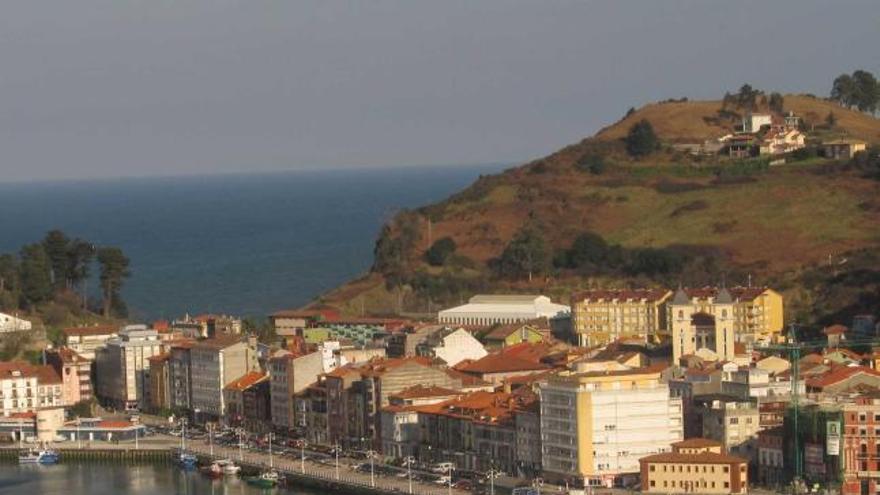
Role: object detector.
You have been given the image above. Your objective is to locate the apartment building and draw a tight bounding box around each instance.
[693,395,761,461]
[0,362,62,415]
[570,289,672,347]
[94,326,164,410]
[63,325,118,360]
[147,353,171,412]
[640,438,748,494]
[224,371,269,430]
[45,347,92,405]
[539,366,683,487]
[268,350,324,431]
[168,340,195,411]
[189,335,259,421]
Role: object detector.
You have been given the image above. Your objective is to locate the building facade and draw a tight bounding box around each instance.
[94,326,163,410]
[539,366,683,487]
[570,289,672,347]
[438,295,569,326]
[189,335,259,421]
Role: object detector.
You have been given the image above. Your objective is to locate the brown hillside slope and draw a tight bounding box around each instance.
[311,96,880,322]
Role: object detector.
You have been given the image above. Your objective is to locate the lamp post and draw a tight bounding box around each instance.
[268,432,275,470]
[236,428,244,462]
[366,449,377,488]
[404,456,416,495]
[487,463,500,495]
[76,417,82,449]
[297,439,307,473]
[134,424,139,450]
[207,424,214,456]
[446,464,454,495]
[334,442,341,480]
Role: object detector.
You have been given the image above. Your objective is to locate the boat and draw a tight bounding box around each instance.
[19,449,60,465]
[246,470,280,488]
[202,459,240,477]
[178,452,198,468]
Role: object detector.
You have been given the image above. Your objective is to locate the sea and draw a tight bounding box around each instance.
[0,165,508,321]
[0,462,320,495]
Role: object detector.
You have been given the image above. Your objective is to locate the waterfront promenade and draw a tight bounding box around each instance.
[182,437,465,495]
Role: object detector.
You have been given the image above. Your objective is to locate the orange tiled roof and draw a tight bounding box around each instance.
[225,371,268,391]
[62,325,117,337]
[572,289,670,303]
[672,438,723,449]
[807,366,880,389]
[455,352,550,375]
[640,451,747,465]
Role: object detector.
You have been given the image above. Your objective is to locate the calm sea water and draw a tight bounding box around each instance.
[0,165,507,321]
[0,462,322,495]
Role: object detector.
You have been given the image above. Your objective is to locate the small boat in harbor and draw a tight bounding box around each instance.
[246,470,280,488]
[178,452,198,469]
[201,459,240,477]
[19,449,60,465]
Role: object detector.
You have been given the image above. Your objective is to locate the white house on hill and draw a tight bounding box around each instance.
[0,312,32,333]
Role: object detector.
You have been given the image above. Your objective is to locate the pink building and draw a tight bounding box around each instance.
[45,347,93,405]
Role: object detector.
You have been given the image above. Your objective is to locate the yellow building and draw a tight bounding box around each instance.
[538,365,683,487]
[640,438,748,494]
[666,287,783,344]
[570,289,672,347]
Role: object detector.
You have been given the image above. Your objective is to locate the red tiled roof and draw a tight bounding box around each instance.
[192,334,243,350]
[456,352,550,375]
[672,438,723,449]
[683,286,770,301]
[640,451,747,465]
[62,325,117,337]
[52,347,91,364]
[97,421,135,429]
[806,366,880,389]
[33,365,62,384]
[147,353,170,363]
[225,371,268,391]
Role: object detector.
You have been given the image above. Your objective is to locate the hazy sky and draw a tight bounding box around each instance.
[1,1,878,182]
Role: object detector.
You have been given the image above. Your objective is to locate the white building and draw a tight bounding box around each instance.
[539,366,683,487]
[742,113,772,133]
[190,335,259,421]
[415,327,487,367]
[63,325,118,360]
[0,362,63,417]
[94,325,164,410]
[0,312,31,333]
[438,295,570,326]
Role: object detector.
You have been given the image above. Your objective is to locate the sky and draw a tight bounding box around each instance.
[1,1,878,182]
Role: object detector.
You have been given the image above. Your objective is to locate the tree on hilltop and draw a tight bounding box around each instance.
[97,247,130,318]
[768,92,784,113]
[625,119,659,157]
[494,226,550,281]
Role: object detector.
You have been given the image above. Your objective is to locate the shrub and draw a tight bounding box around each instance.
[425,237,457,266]
[625,119,659,157]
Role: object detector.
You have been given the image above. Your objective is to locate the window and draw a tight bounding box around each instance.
[650,466,655,472]
[730,417,739,425]
[723,466,729,473]
[724,482,730,489]
[650,481,655,487]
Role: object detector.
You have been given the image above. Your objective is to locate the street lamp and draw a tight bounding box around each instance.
[76,417,82,449]
[446,464,455,495]
[207,424,214,457]
[366,449,378,488]
[404,455,416,495]
[334,442,341,480]
[296,439,307,473]
[487,463,501,495]
[236,428,245,462]
[268,432,275,470]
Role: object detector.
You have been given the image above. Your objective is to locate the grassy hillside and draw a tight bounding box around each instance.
[311,95,880,325]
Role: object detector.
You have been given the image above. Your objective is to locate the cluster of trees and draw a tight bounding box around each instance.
[425,237,457,266]
[553,231,684,277]
[0,230,130,317]
[721,84,784,114]
[490,227,689,281]
[831,70,879,115]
